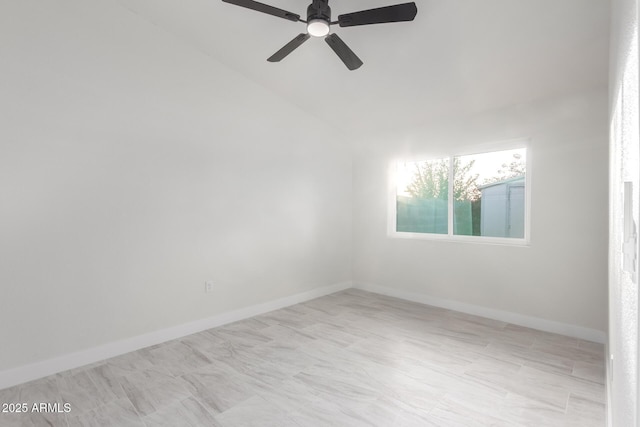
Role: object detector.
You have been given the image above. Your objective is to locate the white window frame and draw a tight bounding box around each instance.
[388,139,531,246]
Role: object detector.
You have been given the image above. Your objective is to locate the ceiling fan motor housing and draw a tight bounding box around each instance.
[307,0,331,23]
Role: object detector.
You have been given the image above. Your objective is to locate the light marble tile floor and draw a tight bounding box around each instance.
[0,289,606,426]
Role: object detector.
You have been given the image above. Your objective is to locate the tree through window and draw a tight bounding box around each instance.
[395,148,527,240]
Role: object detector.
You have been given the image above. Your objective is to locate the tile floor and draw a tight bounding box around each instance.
[0,289,606,426]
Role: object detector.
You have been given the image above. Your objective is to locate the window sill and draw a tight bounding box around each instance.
[388,231,530,247]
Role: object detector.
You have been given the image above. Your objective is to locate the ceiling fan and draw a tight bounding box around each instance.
[221,0,418,70]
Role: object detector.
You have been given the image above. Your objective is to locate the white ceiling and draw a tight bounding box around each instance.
[116,0,610,136]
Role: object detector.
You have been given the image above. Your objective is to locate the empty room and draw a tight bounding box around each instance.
[0,0,636,426]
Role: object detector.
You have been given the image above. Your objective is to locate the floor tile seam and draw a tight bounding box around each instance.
[56,377,91,403]
[60,390,116,420]
[531,338,599,348]
[518,361,575,377]
[292,374,380,403]
[465,349,525,369]
[124,370,193,411]
[252,386,307,418]
[495,395,566,427]
[519,357,586,374]
[529,350,605,364]
[256,390,310,427]
[386,392,443,419]
[64,400,106,425]
[567,391,607,405]
[509,390,570,413]
[426,396,502,425]
[566,391,606,406]
[81,396,143,426]
[502,387,571,414]
[39,377,64,406]
[121,385,161,422]
[567,370,605,386]
[141,394,210,427]
[460,371,551,407]
[479,346,529,363]
[521,364,604,388]
[446,391,516,420]
[512,368,585,395]
[139,403,178,427]
[529,343,593,357]
[211,392,262,421]
[81,366,126,412]
[489,338,535,351]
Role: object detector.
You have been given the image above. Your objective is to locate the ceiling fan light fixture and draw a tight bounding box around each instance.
[307,19,330,37]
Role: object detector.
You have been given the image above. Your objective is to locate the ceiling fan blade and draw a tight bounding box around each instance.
[337,2,417,27]
[222,0,301,22]
[267,33,310,62]
[325,33,363,71]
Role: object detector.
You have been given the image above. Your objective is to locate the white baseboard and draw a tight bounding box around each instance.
[1,279,605,390]
[353,282,606,344]
[0,281,352,391]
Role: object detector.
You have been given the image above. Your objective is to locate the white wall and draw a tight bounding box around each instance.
[0,0,611,392]
[0,1,352,372]
[608,0,639,425]
[352,88,608,334]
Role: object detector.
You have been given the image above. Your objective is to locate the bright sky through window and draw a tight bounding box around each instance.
[396,148,526,197]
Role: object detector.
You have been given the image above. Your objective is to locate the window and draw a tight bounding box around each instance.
[393,147,528,243]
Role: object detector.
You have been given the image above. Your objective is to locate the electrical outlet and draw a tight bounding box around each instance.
[204,282,213,293]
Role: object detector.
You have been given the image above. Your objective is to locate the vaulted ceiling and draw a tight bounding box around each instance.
[117,0,610,136]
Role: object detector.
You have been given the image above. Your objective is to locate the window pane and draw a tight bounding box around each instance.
[396,158,449,234]
[453,148,526,238]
